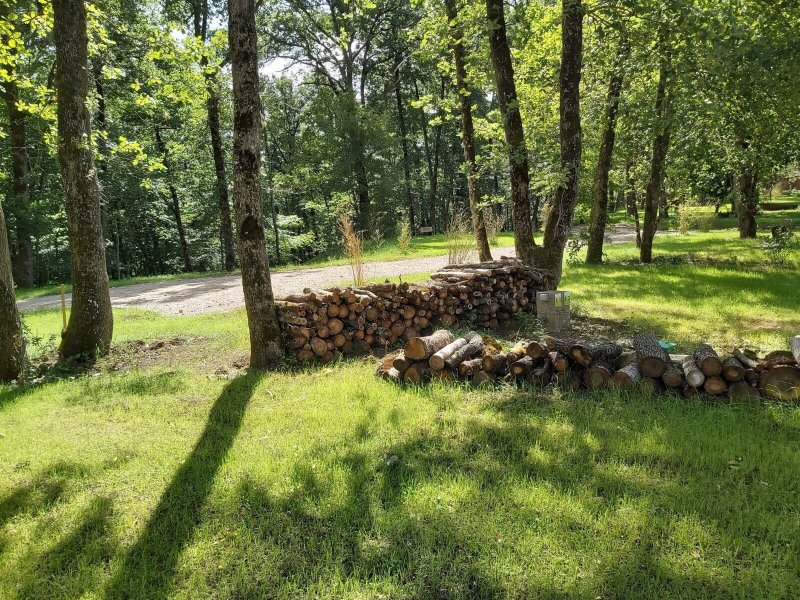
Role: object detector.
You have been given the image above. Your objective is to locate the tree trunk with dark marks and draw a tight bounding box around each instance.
[0,201,25,381]
[154,126,193,272]
[444,0,492,262]
[228,0,283,368]
[1,66,35,288]
[535,0,583,284]
[736,159,758,238]
[586,37,629,264]
[486,0,535,264]
[394,61,415,232]
[640,59,673,263]
[54,0,113,358]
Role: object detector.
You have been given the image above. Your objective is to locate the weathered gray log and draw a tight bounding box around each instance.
[405,329,454,360]
[693,343,723,376]
[632,333,670,378]
[681,356,705,388]
[661,363,684,388]
[444,335,484,369]
[728,381,761,402]
[703,375,727,395]
[611,363,641,389]
[429,332,477,370]
[758,366,800,401]
[721,356,745,382]
[733,348,764,371]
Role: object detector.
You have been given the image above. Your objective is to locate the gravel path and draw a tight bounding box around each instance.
[17,224,662,316]
[18,247,517,316]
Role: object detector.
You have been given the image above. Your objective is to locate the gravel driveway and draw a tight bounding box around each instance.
[17,224,660,316]
[18,247,517,316]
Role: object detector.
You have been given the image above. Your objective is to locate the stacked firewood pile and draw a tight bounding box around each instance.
[276,259,553,362]
[377,331,800,402]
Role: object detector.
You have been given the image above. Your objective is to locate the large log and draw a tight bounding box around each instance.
[632,333,670,378]
[703,375,727,395]
[525,340,547,360]
[693,344,723,376]
[457,357,484,377]
[728,381,761,402]
[681,356,705,388]
[569,342,622,368]
[758,366,800,401]
[429,333,473,370]
[405,330,454,360]
[444,335,484,369]
[510,355,535,378]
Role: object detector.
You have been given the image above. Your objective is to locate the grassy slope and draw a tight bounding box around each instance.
[3,224,800,599]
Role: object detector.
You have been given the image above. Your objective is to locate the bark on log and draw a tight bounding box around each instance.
[585,354,616,389]
[444,335,484,369]
[661,363,684,388]
[693,344,723,376]
[429,334,471,370]
[733,348,764,371]
[632,333,670,377]
[721,356,745,382]
[681,356,705,388]
[393,352,411,374]
[764,351,796,368]
[405,330,454,360]
[569,342,622,368]
[404,363,434,385]
[791,335,800,365]
[525,341,547,360]
[458,357,484,377]
[482,353,508,375]
[549,351,569,372]
[510,355,535,378]
[611,363,641,389]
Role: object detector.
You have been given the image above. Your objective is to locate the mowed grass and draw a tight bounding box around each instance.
[3,227,800,599]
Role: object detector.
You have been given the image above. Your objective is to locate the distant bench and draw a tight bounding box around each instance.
[419,226,434,235]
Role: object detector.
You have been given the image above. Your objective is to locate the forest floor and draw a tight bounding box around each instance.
[2,224,800,599]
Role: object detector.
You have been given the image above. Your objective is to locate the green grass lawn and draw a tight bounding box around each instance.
[3,222,800,599]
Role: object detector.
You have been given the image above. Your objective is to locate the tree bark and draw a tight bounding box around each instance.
[394,62,415,232]
[736,159,758,238]
[640,59,673,263]
[190,0,237,270]
[0,201,25,381]
[444,0,492,262]
[485,0,535,263]
[1,67,35,288]
[154,125,193,272]
[53,0,114,358]
[536,0,583,284]
[228,0,284,368]
[586,37,629,264]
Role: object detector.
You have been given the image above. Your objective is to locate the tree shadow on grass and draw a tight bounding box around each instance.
[103,371,264,599]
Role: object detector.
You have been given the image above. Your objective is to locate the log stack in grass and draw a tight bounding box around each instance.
[375,331,800,403]
[276,258,551,363]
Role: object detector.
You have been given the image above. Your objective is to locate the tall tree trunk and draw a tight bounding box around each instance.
[228,0,283,368]
[640,60,673,264]
[154,126,193,272]
[736,151,758,238]
[444,0,492,262]
[536,0,583,284]
[0,201,25,382]
[1,68,35,288]
[53,0,113,358]
[266,147,281,262]
[206,77,237,270]
[586,37,629,264]
[486,0,535,263]
[394,62,415,232]
[625,160,642,248]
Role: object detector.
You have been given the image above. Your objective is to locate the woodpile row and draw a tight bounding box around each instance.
[276,258,554,362]
[376,331,800,402]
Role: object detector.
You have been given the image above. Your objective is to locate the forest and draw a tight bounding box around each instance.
[1,0,800,598]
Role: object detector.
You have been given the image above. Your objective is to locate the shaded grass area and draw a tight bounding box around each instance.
[2,357,799,599]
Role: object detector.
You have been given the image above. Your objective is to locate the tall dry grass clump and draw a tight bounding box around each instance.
[483,208,503,245]
[446,210,475,265]
[339,213,365,286]
[398,221,411,254]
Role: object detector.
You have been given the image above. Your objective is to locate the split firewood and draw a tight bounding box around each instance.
[632,333,671,378]
[693,343,723,376]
